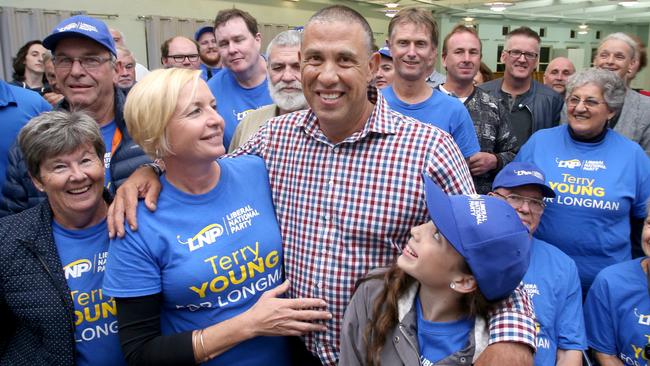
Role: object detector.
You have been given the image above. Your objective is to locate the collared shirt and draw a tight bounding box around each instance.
[235,86,535,365]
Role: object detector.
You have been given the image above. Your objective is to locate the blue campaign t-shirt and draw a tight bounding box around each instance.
[523,238,586,366]
[207,69,272,148]
[103,155,290,366]
[99,120,116,190]
[416,296,473,365]
[515,125,650,293]
[381,86,480,158]
[52,219,126,366]
[584,258,650,366]
[0,81,51,191]
[201,64,222,81]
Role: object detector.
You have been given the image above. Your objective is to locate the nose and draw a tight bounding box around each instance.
[207,107,225,128]
[68,163,87,181]
[406,43,417,57]
[281,68,298,83]
[227,42,237,55]
[69,59,86,77]
[317,60,339,86]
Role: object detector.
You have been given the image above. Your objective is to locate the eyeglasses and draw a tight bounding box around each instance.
[168,54,200,63]
[493,192,546,214]
[53,55,112,70]
[504,49,538,60]
[566,96,608,109]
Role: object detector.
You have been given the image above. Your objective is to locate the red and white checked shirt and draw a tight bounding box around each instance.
[235,88,535,365]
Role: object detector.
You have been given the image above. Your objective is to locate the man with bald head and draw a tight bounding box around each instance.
[543,57,575,97]
[160,36,201,70]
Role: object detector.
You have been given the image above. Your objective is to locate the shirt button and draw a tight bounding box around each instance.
[315,282,323,289]
[460,357,466,363]
[328,179,334,186]
[393,336,400,343]
[321,248,327,254]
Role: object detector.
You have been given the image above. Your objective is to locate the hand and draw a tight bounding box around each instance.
[243,280,331,337]
[107,165,161,238]
[43,92,64,107]
[474,342,533,366]
[468,152,498,176]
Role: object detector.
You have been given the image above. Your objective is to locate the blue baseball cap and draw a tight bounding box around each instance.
[378,46,392,59]
[423,175,531,301]
[492,162,556,198]
[43,15,117,56]
[195,26,214,41]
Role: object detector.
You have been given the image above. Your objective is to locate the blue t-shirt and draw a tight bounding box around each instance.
[52,219,126,366]
[381,86,480,158]
[515,125,650,293]
[584,258,650,366]
[0,81,51,191]
[523,238,586,366]
[99,120,116,190]
[103,155,289,366]
[207,69,272,148]
[416,296,473,365]
[201,64,222,81]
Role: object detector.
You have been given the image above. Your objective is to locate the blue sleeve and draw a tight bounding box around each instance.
[632,150,650,218]
[450,107,480,158]
[103,224,162,298]
[37,96,52,113]
[583,274,617,355]
[556,260,587,350]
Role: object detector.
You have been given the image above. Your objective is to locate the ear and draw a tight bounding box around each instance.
[254,33,262,50]
[30,173,45,193]
[367,51,380,83]
[450,273,477,294]
[500,50,507,64]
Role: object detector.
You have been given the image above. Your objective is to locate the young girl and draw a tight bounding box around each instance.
[339,175,531,366]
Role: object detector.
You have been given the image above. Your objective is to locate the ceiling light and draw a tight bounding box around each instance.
[384,9,399,17]
[463,16,475,21]
[618,0,638,6]
[385,2,400,8]
[578,30,588,34]
[485,2,513,11]
[578,24,588,29]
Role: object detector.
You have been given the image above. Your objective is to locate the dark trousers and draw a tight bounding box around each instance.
[289,336,323,366]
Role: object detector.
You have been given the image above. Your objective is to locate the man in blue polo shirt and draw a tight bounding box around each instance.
[382,7,480,159]
[490,162,586,366]
[208,8,272,148]
[0,81,51,191]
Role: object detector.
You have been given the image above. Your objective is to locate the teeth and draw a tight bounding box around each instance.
[405,245,418,258]
[68,186,90,194]
[321,93,341,100]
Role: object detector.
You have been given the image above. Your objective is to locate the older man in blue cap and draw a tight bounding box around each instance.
[195,26,222,80]
[490,162,587,366]
[0,15,150,217]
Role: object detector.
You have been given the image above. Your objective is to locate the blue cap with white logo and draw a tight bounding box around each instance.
[378,46,392,59]
[423,175,531,301]
[43,15,117,56]
[194,26,214,41]
[492,162,556,198]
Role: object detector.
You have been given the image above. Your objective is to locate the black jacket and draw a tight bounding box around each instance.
[0,88,150,217]
[478,78,564,134]
[0,199,76,365]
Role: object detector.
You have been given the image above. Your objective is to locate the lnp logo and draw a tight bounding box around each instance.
[556,158,581,169]
[57,22,98,33]
[514,169,544,181]
[63,259,92,279]
[177,224,224,252]
[468,196,487,225]
[634,308,650,326]
[582,160,607,172]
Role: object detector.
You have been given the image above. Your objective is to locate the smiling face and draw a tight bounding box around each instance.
[595,39,636,81]
[198,31,220,66]
[566,83,615,139]
[32,143,106,229]
[543,57,575,95]
[375,55,395,89]
[493,185,544,234]
[300,19,378,142]
[397,221,467,289]
[54,37,116,114]
[501,35,539,81]
[389,21,436,82]
[216,17,262,76]
[443,31,481,83]
[165,80,226,164]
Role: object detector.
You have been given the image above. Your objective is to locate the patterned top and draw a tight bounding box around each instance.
[235,87,535,365]
[464,87,518,194]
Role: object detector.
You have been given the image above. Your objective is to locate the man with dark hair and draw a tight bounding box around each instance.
[194,26,221,80]
[160,36,201,70]
[207,8,271,148]
[439,25,517,194]
[0,15,150,216]
[382,7,480,160]
[110,5,535,366]
[480,26,563,149]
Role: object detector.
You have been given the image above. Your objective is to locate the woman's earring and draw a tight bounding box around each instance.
[449,283,456,289]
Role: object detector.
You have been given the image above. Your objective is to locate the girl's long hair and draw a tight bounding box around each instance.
[363,262,496,366]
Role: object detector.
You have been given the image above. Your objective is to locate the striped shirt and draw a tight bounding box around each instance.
[235,87,535,365]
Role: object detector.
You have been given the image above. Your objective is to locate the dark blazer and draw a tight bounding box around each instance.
[0,88,150,217]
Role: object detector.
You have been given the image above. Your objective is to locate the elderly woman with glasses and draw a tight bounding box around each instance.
[515,67,650,295]
[0,111,125,365]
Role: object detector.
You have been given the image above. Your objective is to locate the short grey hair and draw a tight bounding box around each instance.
[266,30,302,56]
[18,111,105,179]
[565,67,626,114]
[305,5,375,54]
[599,32,637,60]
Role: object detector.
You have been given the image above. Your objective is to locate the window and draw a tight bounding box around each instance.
[496,45,505,72]
[539,27,546,37]
[502,26,510,35]
[538,46,551,72]
[570,30,576,39]
[596,31,601,39]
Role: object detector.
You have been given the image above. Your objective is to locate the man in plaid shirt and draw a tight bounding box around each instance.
[110,6,536,366]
